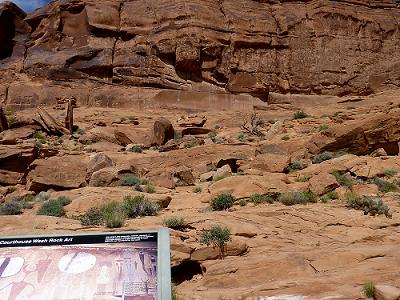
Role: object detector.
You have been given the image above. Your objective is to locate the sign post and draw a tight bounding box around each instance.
[0,228,171,300]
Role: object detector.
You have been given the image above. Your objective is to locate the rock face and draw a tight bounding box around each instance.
[26,155,89,192]
[151,118,174,146]
[1,0,400,109]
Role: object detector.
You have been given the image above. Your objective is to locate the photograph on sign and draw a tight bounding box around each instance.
[0,230,171,300]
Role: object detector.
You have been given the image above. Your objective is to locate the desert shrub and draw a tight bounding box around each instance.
[174,131,182,142]
[238,132,247,142]
[383,169,398,177]
[293,110,308,119]
[193,186,202,193]
[129,145,143,153]
[318,124,329,132]
[7,186,17,193]
[22,202,34,209]
[294,175,310,182]
[210,194,235,211]
[213,175,225,182]
[122,195,160,218]
[117,175,142,187]
[102,201,126,228]
[0,201,23,215]
[164,216,186,230]
[249,194,274,205]
[278,191,317,206]
[200,225,231,259]
[373,177,398,192]
[363,281,375,299]
[346,194,391,218]
[57,196,72,206]
[34,191,50,202]
[80,207,105,226]
[239,199,247,206]
[144,183,156,193]
[33,131,47,144]
[320,191,339,203]
[288,161,304,172]
[332,171,353,187]
[172,284,180,300]
[281,135,290,141]
[37,199,65,217]
[313,151,334,164]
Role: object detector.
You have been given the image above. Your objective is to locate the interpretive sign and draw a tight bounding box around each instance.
[0,229,171,300]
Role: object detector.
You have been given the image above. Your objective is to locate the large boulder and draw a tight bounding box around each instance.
[86,153,115,180]
[151,118,174,146]
[0,144,38,173]
[308,172,339,196]
[26,155,89,192]
[250,153,290,173]
[310,112,400,156]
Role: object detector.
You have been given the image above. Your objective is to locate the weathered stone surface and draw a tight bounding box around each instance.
[310,112,400,156]
[0,144,38,172]
[212,165,232,181]
[351,184,379,197]
[86,152,115,180]
[251,154,290,173]
[181,127,212,136]
[308,172,339,196]
[0,126,36,144]
[374,285,400,300]
[1,0,400,101]
[191,239,248,261]
[151,118,174,146]
[174,166,195,186]
[26,155,89,192]
[0,169,23,185]
[114,130,132,146]
[89,165,135,187]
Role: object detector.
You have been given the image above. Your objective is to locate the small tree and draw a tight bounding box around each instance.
[200,225,231,259]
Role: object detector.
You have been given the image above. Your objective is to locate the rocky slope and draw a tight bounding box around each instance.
[1,0,400,110]
[1,89,400,299]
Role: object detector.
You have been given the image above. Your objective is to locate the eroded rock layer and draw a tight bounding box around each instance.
[0,0,400,104]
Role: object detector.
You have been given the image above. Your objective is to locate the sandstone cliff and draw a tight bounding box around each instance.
[0,0,400,108]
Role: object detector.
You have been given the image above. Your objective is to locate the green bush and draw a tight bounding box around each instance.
[129,145,143,153]
[57,196,72,206]
[80,207,105,226]
[34,191,50,202]
[313,151,334,164]
[288,161,304,172]
[200,225,231,259]
[346,194,391,218]
[239,199,247,206]
[363,281,375,299]
[164,216,186,230]
[373,177,398,193]
[102,201,126,228]
[193,186,202,193]
[293,110,308,119]
[0,201,23,215]
[278,191,317,206]
[318,124,329,132]
[249,194,274,205]
[117,175,142,187]
[320,191,339,203]
[122,195,160,218]
[332,171,353,187]
[144,183,156,193]
[294,175,310,182]
[281,135,290,141]
[210,194,235,211]
[37,199,65,217]
[383,169,398,177]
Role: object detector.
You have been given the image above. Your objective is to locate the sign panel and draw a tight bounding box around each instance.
[0,229,171,300]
